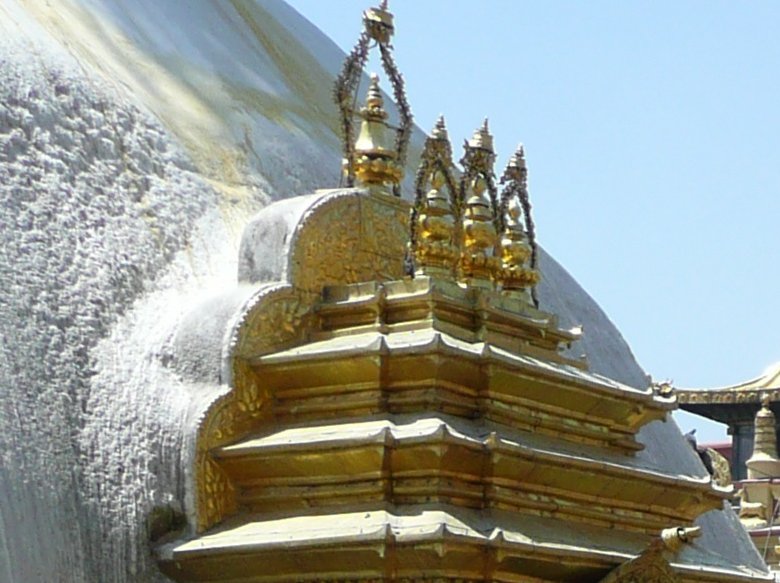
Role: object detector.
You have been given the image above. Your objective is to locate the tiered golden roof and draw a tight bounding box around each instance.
[156,3,770,583]
[678,362,780,406]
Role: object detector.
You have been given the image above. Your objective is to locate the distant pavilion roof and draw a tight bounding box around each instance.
[677,362,780,425]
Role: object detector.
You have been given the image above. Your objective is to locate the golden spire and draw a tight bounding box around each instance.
[506,145,526,177]
[499,196,538,301]
[334,1,412,195]
[497,147,539,301]
[352,74,403,191]
[432,114,449,141]
[468,118,495,153]
[413,117,457,277]
[459,120,499,287]
[414,168,456,277]
[746,394,780,479]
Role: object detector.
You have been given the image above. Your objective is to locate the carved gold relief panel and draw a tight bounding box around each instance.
[290,191,409,293]
[195,284,315,531]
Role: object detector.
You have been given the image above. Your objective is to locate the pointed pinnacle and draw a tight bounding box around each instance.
[379,0,389,9]
[431,115,448,141]
[507,144,527,171]
[365,73,383,107]
[468,118,494,152]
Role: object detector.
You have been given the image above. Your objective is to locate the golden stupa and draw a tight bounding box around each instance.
[155,4,771,582]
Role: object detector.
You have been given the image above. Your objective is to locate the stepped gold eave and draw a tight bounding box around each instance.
[157,188,761,583]
[155,3,772,582]
[161,511,758,583]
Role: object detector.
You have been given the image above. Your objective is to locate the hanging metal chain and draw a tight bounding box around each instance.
[333,31,371,188]
[379,43,413,197]
[518,174,537,272]
[485,172,500,231]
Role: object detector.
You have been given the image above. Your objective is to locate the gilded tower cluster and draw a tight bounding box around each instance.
[335,1,539,304]
[413,119,539,302]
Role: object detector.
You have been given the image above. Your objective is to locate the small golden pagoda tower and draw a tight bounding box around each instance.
[678,366,780,573]
[155,4,772,582]
[740,396,780,570]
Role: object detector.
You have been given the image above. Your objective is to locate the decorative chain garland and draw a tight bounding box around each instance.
[333,31,371,188]
[378,43,413,197]
[333,8,412,197]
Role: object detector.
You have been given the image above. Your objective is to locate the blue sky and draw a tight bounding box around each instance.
[286,0,780,442]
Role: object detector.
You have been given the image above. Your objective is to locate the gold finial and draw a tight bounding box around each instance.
[458,120,500,288]
[506,144,527,174]
[468,118,494,153]
[746,394,780,479]
[497,147,539,301]
[412,117,457,277]
[364,73,385,112]
[352,74,403,191]
[363,1,394,43]
[461,120,497,181]
[432,115,449,141]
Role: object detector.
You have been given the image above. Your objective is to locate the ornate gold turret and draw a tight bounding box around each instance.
[352,74,403,191]
[461,174,498,286]
[412,116,458,277]
[746,394,780,479]
[334,0,412,196]
[497,147,539,302]
[459,120,500,287]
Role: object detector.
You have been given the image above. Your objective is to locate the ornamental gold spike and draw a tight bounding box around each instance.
[352,74,403,191]
[468,118,495,153]
[432,115,450,143]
